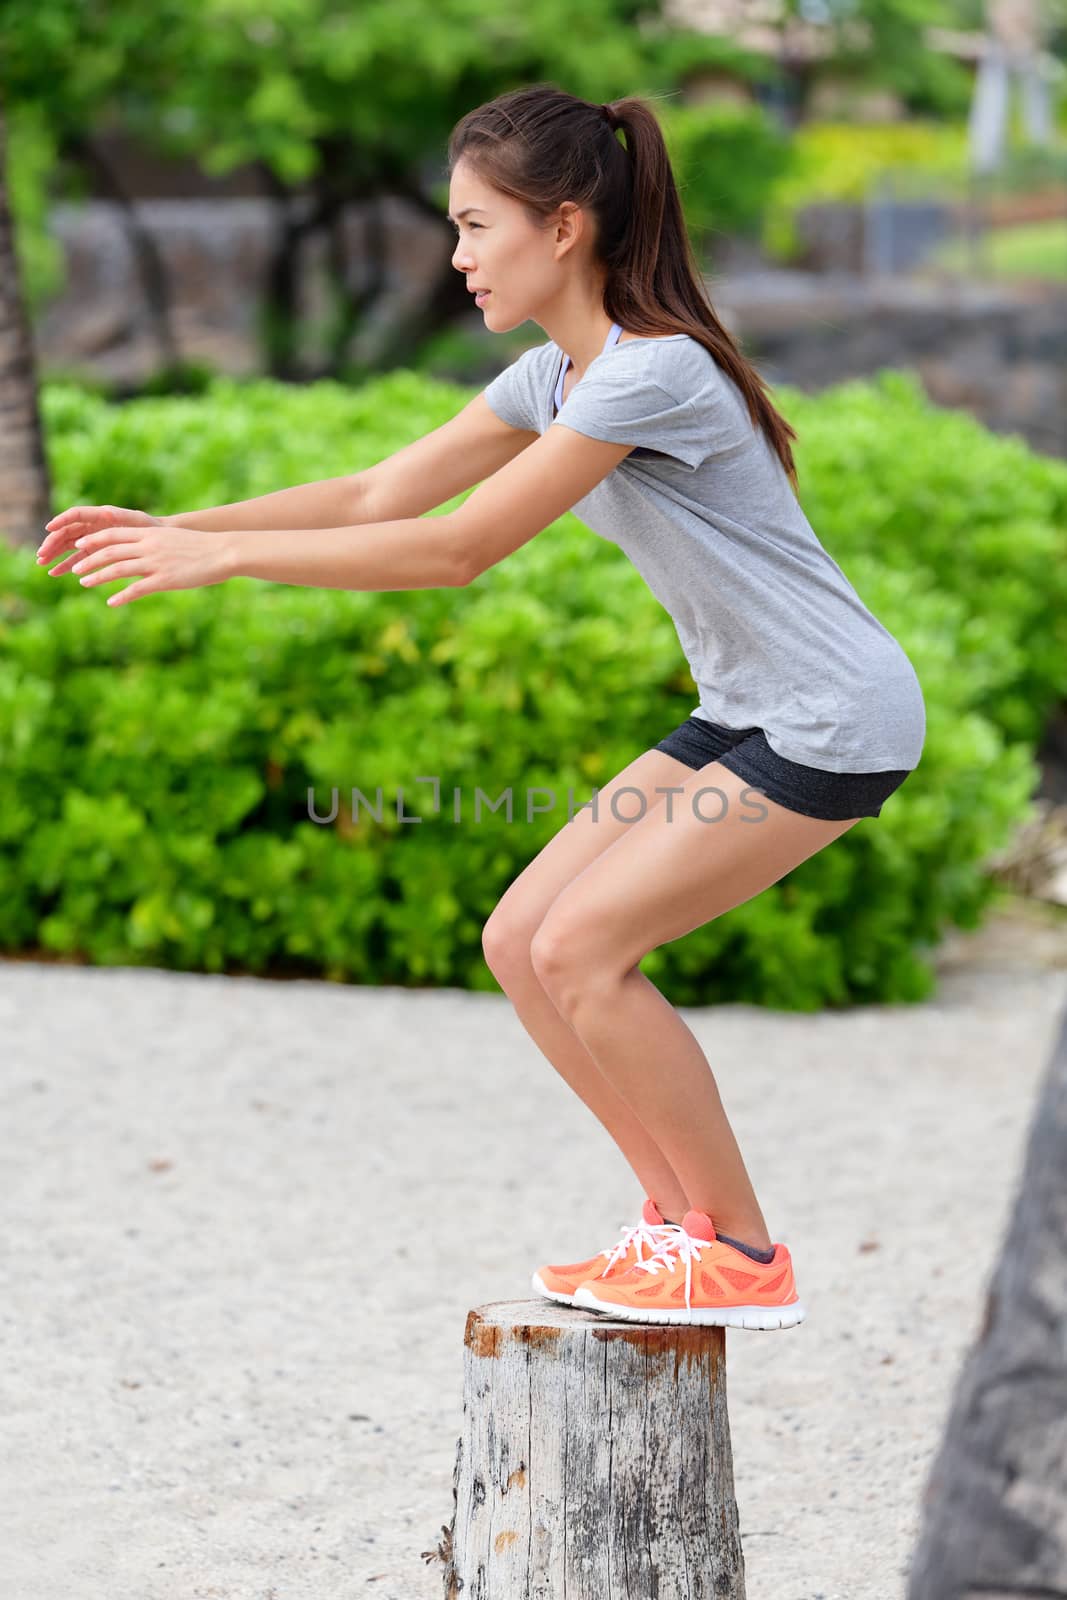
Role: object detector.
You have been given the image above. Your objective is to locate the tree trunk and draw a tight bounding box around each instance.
[0,100,51,549]
[425,1297,747,1598]
[906,999,1067,1597]
[67,132,183,376]
[366,187,470,374]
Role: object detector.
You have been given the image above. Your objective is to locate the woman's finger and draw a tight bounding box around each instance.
[42,507,119,542]
[38,518,113,561]
[47,503,125,525]
[40,520,86,547]
[70,535,146,577]
[105,578,157,608]
[40,507,148,556]
[44,511,111,535]
[76,552,146,586]
[38,544,82,568]
[40,521,88,543]
[43,507,101,530]
[37,530,87,564]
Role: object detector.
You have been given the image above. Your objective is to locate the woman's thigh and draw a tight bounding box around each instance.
[482,746,694,968]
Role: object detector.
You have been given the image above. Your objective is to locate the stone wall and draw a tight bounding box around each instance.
[710,266,1066,460]
[30,200,1067,460]
[32,198,453,380]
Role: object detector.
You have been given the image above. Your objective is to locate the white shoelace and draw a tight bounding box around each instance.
[630,1231,710,1311]
[597,1218,685,1274]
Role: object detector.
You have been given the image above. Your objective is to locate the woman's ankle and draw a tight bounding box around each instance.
[713,1220,774,1253]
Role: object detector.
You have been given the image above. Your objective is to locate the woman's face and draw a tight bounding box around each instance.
[448,159,582,331]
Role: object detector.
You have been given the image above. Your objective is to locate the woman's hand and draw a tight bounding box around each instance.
[43,521,233,607]
[37,505,163,577]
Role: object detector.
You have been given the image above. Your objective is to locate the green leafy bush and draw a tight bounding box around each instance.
[657,99,794,247]
[1,366,1063,1007]
[789,368,1067,749]
[775,119,971,207]
[763,119,969,260]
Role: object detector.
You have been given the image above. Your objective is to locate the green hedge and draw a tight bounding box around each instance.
[1,366,1063,1008]
[657,99,794,246]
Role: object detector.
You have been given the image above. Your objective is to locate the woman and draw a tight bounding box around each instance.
[36,85,925,1331]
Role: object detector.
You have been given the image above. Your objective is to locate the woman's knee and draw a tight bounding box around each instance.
[481,905,539,983]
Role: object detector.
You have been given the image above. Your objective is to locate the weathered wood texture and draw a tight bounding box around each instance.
[906,1001,1067,1598]
[430,1297,746,1599]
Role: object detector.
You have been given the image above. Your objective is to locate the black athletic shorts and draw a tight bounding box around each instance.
[653,715,914,821]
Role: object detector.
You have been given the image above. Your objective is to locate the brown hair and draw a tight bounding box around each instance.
[448,83,800,492]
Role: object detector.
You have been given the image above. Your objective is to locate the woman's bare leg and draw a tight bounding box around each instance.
[483,748,699,1220]
[494,967,691,1219]
[528,759,862,1250]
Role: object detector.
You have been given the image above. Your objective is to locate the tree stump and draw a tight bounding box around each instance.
[426,1297,747,1598]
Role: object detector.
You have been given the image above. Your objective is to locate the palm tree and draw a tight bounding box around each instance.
[906,998,1067,1595]
[0,96,51,549]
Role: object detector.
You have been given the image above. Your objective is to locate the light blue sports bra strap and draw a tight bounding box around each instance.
[554,321,624,414]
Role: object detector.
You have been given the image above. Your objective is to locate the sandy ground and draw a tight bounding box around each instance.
[2,902,1066,1600]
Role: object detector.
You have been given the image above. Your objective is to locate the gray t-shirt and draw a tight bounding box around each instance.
[483,332,926,774]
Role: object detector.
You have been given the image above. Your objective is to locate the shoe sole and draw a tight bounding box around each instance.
[573,1284,807,1329]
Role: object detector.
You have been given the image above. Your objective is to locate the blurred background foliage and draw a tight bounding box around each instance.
[1,0,1066,990]
[0,365,1062,1001]
[4,0,1065,354]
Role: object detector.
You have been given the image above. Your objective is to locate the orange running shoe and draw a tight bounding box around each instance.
[573,1208,806,1329]
[531,1198,686,1308]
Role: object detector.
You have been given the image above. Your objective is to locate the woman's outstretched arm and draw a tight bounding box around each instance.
[52,413,634,606]
[225,422,634,592]
[159,475,363,533]
[161,390,541,533]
